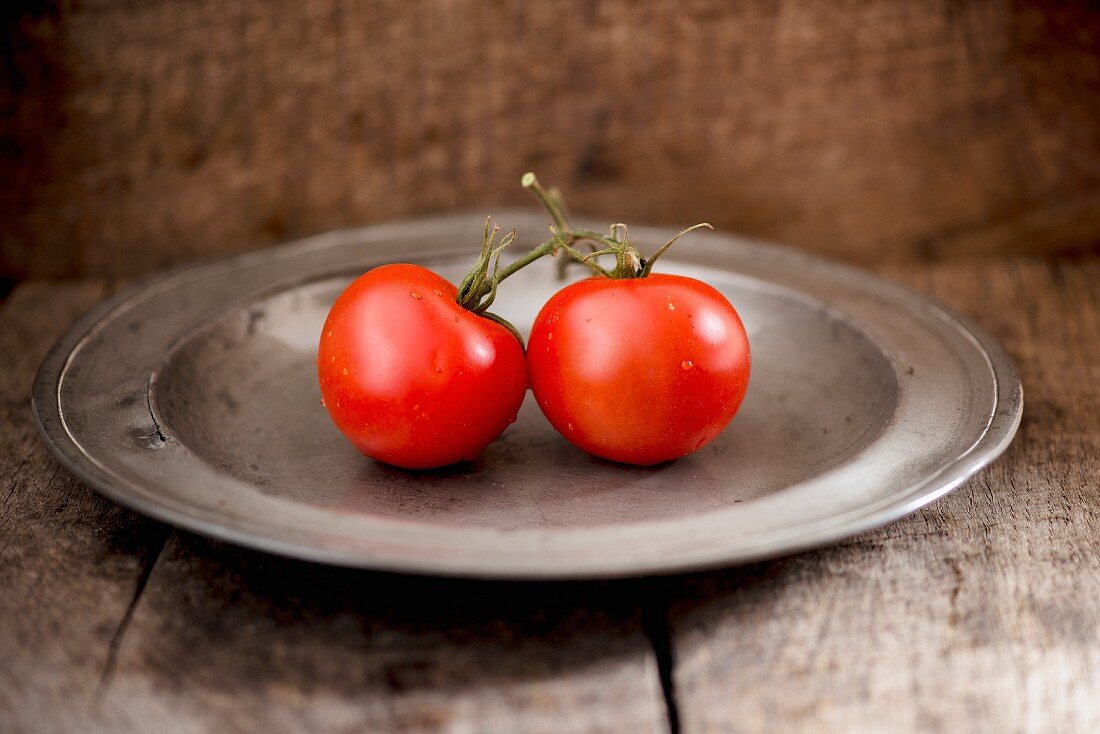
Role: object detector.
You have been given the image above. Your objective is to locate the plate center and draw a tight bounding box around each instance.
[152,262,900,530]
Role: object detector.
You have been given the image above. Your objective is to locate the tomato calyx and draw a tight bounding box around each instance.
[521,172,714,280]
[456,217,517,315]
[453,217,535,347]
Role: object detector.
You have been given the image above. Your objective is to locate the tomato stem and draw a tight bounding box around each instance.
[494,237,559,282]
[520,172,569,233]
[454,173,715,341]
[522,174,613,279]
[522,172,713,279]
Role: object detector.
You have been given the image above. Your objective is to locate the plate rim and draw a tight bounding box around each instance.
[32,213,1024,578]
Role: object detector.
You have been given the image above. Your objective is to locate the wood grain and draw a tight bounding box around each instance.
[95,535,668,734]
[3,1,1100,278]
[0,282,172,734]
[666,259,1100,733]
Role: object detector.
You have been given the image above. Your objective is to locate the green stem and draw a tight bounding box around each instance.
[521,173,569,232]
[460,173,711,326]
[523,172,716,280]
[640,222,714,276]
[523,172,610,278]
[494,237,558,282]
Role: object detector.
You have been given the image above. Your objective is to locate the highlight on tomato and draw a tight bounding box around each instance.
[317,220,537,470]
[521,173,751,466]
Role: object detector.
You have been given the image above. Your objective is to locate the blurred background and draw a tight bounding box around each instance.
[2,0,1099,279]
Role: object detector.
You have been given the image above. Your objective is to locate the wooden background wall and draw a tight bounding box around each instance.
[2,0,1099,278]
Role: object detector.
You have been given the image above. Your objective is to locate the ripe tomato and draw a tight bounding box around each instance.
[318,263,527,470]
[527,274,750,466]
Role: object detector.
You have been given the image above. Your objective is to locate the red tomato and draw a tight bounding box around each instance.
[527,274,750,466]
[318,263,527,470]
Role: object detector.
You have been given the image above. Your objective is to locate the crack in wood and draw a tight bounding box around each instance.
[0,459,31,529]
[946,556,965,628]
[95,529,172,700]
[0,457,56,536]
[641,583,681,734]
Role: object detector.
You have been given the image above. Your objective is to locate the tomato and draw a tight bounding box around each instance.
[526,273,750,466]
[317,263,527,470]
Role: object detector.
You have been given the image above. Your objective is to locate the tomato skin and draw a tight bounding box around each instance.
[527,274,750,466]
[317,263,527,470]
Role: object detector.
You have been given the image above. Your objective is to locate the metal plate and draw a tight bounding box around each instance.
[32,213,1022,578]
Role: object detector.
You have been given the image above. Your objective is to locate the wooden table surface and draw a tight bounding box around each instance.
[1,256,1097,733]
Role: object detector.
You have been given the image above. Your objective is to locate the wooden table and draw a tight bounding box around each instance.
[2,257,1097,733]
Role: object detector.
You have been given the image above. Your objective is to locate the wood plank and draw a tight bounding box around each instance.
[3,1,1100,278]
[666,258,1100,733]
[95,534,668,733]
[0,282,173,733]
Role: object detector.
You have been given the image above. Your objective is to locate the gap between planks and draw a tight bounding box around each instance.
[94,528,172,700]
[641,581,682,734]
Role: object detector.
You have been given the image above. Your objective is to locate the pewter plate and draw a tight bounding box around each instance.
[33,213,1022,578]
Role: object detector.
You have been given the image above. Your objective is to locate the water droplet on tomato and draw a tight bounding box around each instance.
[681,360,694,370]
[435,367,443,373]
[508,414,517,424]
[320,397,326,407]
[342,367,349,375]
[668,303,676,311]
[547,332,554,341]
[410,291,422,300]
[567,422,574,431]
[434,289,443,297]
